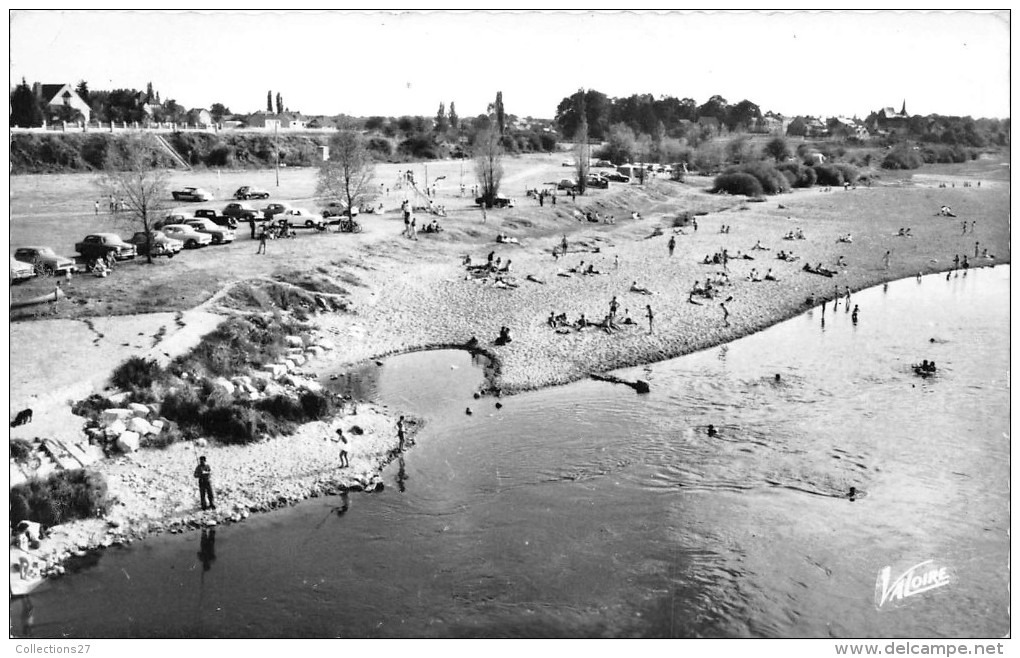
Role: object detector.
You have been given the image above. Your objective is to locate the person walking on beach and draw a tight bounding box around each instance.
[194,456,215,511]
[561,234,568,256]
[645,305,654,334]
[851,304,859,324]
[256,227,267,254]
[668,235,676,257]
[720,302,730,327]
[844,286,851,309]
[333,428,349,467]
[883,250,891,269]
[974,241,979,258]
[397,416,406,452]
[410,216,418,240]
[953,254,960,269]
[970,221,976,234]
[962,220,968,235]
[94,200,100,215]
[614,254,620,269]
[609,296,619,320]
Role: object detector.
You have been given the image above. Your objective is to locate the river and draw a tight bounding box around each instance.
[11,266,1009,638]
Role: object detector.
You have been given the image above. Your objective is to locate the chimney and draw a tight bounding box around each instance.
[32,82,41,100]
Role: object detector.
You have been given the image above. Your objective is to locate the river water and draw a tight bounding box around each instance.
[12,266,1009,638]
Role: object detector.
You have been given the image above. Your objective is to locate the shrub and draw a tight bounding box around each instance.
[299,390,335,420]
[255,394,307,422]
[10,469,111,528]
[834,163,859,186]
[711,172,764,196]
[160,386,204,425]
[10,439,33,462]
[777,161,817,188]
[813,163,845,186]
[111,356,165,393]
[881,147,924,170]
[366,137,392,156]
[71,393,114,421]
[732,162,789,194]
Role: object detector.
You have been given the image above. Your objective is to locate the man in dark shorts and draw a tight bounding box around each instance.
[194,456,215,510]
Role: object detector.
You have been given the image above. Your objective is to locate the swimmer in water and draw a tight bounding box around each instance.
[849,487,857,501]
[707,424,718,437]
[774,373,781,383]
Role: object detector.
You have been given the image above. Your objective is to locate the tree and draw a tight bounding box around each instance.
[786,117,808,137]
[697,95,729,121]
[449,102,458,129]
[10,78,44,127]
[210,103,230,123]
[573,91,590,195]
[602,123,639,164]
[435,102,448,133]
[316,131,377,222]
[727,99,762,132]
[145,81,155,103]
[275,92,283,115]
[473,129,504,207]
[75,80,90,105]
[94,136,171,264]
[267,90,273,113]
[494,91,505,135]
[764,136,791,162]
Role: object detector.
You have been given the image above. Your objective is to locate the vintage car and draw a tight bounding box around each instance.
[277,208,326,229]
[75,233,137,261]
[171,187,213,202]
[586,175,609,189]
[159,224,214,248]
[602,171,631,183]
[128,231,184,258]
[222,202,263,221]
[262,202,293,220]
[184,218,237,244]
[234,186,271,200]
[13,246,79,276]
[475,193,514,208]
[9,256,37,283]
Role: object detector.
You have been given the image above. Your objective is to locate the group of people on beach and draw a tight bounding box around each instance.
[783,228,806,241]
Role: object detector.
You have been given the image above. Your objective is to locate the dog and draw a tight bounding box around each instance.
[10,408,33,427]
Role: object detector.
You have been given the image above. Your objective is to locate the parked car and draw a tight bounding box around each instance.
[159,224,214,248]
[13,246,78,276]
[475,193,514,208]
[10,256,37,283]
[184,218,236,244]
[278,208,326,229]
[262,202,293,221]
[321,201,358,219]
[234,185,271,200]
[75,233,137,261]
[561,161,575,167]
[594,159,614,168]
[192,208,239,229]
[171,187,213,202]
[603,171,630,183]
[222,202,263,222]
[557,178,578,190]
[128,231,184,258]
[586,175,609,189]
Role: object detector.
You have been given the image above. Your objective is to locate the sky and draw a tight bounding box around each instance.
[9,9,1011,121]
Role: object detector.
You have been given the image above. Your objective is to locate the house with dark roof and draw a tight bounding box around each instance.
[186,108,213,127]
[33,82,91,123]
[247,111,307,129]
[869,100,910,135]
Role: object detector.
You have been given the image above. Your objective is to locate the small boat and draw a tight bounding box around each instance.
[10,286,64,310]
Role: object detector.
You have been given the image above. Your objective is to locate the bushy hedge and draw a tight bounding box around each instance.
[10,469,111,528]
[813,163,845,185]
[881,147,924,170]
[112,357,165,394]
[922,144,970,164]
[777,161,818,188]
[834,163,860,186]
[711,172,764,196]
[734,162,790,194]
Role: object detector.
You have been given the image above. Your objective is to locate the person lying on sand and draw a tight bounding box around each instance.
[526,274,545,284]
[836,255,847,267]
[751,240,770,251]
[630,281,653,295]
[764,269,777,281]
[736,250,755,260]
[493,277,519,289]
[568,260,585,274]
[583,263,602,276]
[837,233,853,243]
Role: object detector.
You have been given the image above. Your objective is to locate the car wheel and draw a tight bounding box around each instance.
[228,219,238,229]
[186,240,197,249]
[305,220,314,228]
[168,253,175,259]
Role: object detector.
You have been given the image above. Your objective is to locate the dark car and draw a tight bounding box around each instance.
[586,175,609,189]
[475,193,514,208]
[603,171,631,183]
[74,233,137,261]
[171,187,213,202]
[262,202,292,220]
[234,186,270,200]
[222,202,262,222]
[192,209,239,229]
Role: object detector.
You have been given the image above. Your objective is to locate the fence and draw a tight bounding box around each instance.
[10,122,340,134]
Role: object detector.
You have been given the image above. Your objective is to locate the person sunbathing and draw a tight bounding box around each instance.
[751,240,770,250]
[764,269,777,281]
[630,281,653,295]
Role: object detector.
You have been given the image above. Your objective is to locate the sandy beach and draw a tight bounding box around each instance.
[9,151,1010,577]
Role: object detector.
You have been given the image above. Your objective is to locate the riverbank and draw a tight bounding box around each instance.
[9,153,1009,584]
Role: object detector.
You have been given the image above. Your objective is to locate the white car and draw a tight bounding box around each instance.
[279,208,326,229]
[160,224,214,248]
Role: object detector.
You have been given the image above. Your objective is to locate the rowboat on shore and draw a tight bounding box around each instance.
[9,286,64,309]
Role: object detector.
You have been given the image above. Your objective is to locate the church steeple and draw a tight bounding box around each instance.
[900,99,907,116]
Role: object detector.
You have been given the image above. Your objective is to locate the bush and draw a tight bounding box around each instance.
[731,162,789,194]
[813,163,845,186]
[711,172,764,196]
[881,147,924,170]
[398,134,438,159]
[111,356,165,393]
[10,469,111,528]
[777,161,817,188]
[10,439,33,462]
[71,393,114,421]
[366,137,392,156]
[834,163,859,186]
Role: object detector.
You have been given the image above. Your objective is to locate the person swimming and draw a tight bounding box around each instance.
[707,424,717,437]
[848,486,857,501]
[774,373,781,383]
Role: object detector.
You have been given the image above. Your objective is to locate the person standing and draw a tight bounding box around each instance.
[883,250,891,269]
[94,200,100,215]
[720,302,730,327]
[194,456,215,511]
[397,416,406,452]
[645,304,654,334]
[609,295,619,320]
[974,241,980,258]
[410,216,418,240]
[668,235,676,257]
[333,428,349,467]
[248,216,257,239]
[256,227,267,254]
